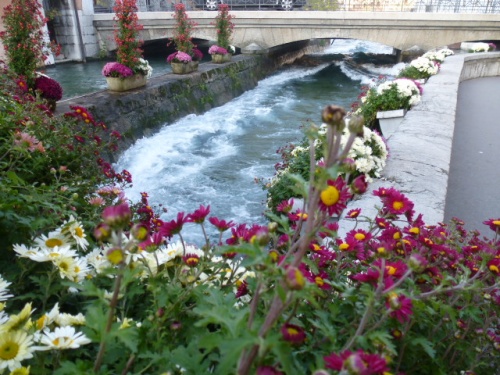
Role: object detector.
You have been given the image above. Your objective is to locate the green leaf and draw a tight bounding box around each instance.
[411,337,436,359]
[110,326,139,353]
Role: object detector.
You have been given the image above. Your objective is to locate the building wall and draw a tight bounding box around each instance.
[0,0,10,61]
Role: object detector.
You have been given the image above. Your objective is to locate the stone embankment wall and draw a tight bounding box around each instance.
[57,55,274,157]
[57,40,325,157]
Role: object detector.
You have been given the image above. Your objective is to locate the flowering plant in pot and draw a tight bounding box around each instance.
[102,0,152,90]
[167,3,202,73]
[397,56,439,81]
[356,77,422,131]
[209,4,235,63]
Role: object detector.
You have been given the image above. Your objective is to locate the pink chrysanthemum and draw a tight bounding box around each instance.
[209,216,235,232]
[188,204,210,224]
[318,176,352,216]
[483,218,500,233]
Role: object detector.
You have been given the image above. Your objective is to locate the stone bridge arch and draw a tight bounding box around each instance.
[94,11,500,53]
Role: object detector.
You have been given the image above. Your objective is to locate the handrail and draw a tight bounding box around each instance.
[93,0,500,13]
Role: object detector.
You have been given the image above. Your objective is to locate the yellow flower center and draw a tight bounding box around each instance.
[320,185,340,206]
[489,265,499,274]
[287,327,299,336]
[493,220,500,226]
[59,261,69,271]
[75,227,84,238]
[409,227,419,235]
[393,232,401,240]
[46,238,63,248]
[315,276,324,286]
[377,247,386,255]
[0,341,19,360]
[386,266,397,275]
[108,249,124,265]
[392,201,404,211]
[339,243,350,251]
[354,233,365,241]
[312,244,321,251]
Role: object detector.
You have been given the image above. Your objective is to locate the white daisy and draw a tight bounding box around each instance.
[26,245,77,263]
[35,303,60,331]
[61,215,89,251]
[54,312,86,327]
[34,230,70,251]
[0,275,13,302]
[12,244,38,259]
[36,326,91,350]
[0,331,35,371]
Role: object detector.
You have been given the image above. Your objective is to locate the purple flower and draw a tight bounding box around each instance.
[208,45,228,55]
[102,62,134,78]
[34,75,63,100]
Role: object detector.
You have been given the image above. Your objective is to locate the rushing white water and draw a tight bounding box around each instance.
[115,40,396,243]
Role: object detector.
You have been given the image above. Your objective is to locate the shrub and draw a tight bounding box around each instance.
[0,0,51,87]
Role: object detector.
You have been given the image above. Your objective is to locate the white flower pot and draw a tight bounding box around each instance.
[376,109,407,138]
[106,73,147,92]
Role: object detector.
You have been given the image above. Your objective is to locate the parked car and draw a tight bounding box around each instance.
[193,0,306,11]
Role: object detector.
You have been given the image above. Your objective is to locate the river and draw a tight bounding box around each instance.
[49,39,406,243]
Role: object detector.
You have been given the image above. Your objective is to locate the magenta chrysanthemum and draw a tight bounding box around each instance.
[318,176,352,216]
[101,62,134,78]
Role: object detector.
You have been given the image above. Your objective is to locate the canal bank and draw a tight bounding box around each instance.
[339,52,500,233]
[55,40,327,156]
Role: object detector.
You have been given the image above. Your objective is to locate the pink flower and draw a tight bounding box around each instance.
[209,217,235,232]
[188,204,211,224]
[102,62,134,78]
[281,323,306,345]
[208,45,228,55]
[386,292,413,323]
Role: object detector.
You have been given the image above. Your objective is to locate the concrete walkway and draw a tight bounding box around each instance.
[444,76,500,232]
[339,52,500,235]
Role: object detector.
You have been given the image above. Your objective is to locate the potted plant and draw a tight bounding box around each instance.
[357,78,422,138]
[34,73,63,112]
[397,56,439,82]
[167,4,203,75]
[209,4,235,64]
[102,0,152,91]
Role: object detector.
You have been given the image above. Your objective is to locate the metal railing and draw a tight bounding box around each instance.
[93,0,500,13]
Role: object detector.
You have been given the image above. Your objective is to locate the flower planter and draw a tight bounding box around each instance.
[106,73,147,92]
[376,109,407,138]
[171,61,199,75]
[211,54,232,64]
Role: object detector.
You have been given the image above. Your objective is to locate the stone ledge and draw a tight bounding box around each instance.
[339,52,500,232]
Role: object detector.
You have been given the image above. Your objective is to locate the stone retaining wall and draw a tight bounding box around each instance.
[57,55,275,156]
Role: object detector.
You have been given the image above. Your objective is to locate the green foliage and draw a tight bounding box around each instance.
[398,65,429,80]
[306,0,339,10]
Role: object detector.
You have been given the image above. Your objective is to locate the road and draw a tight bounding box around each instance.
[444,76,500,234]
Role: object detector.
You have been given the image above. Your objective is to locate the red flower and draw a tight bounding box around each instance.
[188,204,210,224]
[483,218,500,233]
[385,292,413,323]
[183,253,200,267]
[209,216,235,232]
[324,350,388,374]
[318,176,352,216]
[281,323,306,345]
[160,212,189,238]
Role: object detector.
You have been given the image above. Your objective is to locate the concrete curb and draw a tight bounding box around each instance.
[339,51,500,231]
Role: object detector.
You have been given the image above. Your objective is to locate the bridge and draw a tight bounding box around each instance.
[94,11,500,54]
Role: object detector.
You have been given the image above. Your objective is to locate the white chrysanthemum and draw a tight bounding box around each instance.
[25,245,77,263]
[34,230,71,251]
[422,50,446,63]
[61,215,89,251]
[52,256,90,283]
[439,48,454,56]
[0,276,13,302]
[410,57,439,75]
[12,244,38,259]
[36,326,91,350]
[3,303,34,333]
[35,303,60,331]
[0,331,35,371]
[471,42,490,52]
[85,248,111,275]
[8,365,30,375]
[0,311,8,326]
[54,312,86,327]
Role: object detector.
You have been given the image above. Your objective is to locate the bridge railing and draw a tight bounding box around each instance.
[93,0,500,13]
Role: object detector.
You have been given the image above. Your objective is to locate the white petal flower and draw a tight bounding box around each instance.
[36,326,91,350]
[0,331,35,371]
[0,275,13,302]
[34,230,71,251]
[61,215,89,251]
